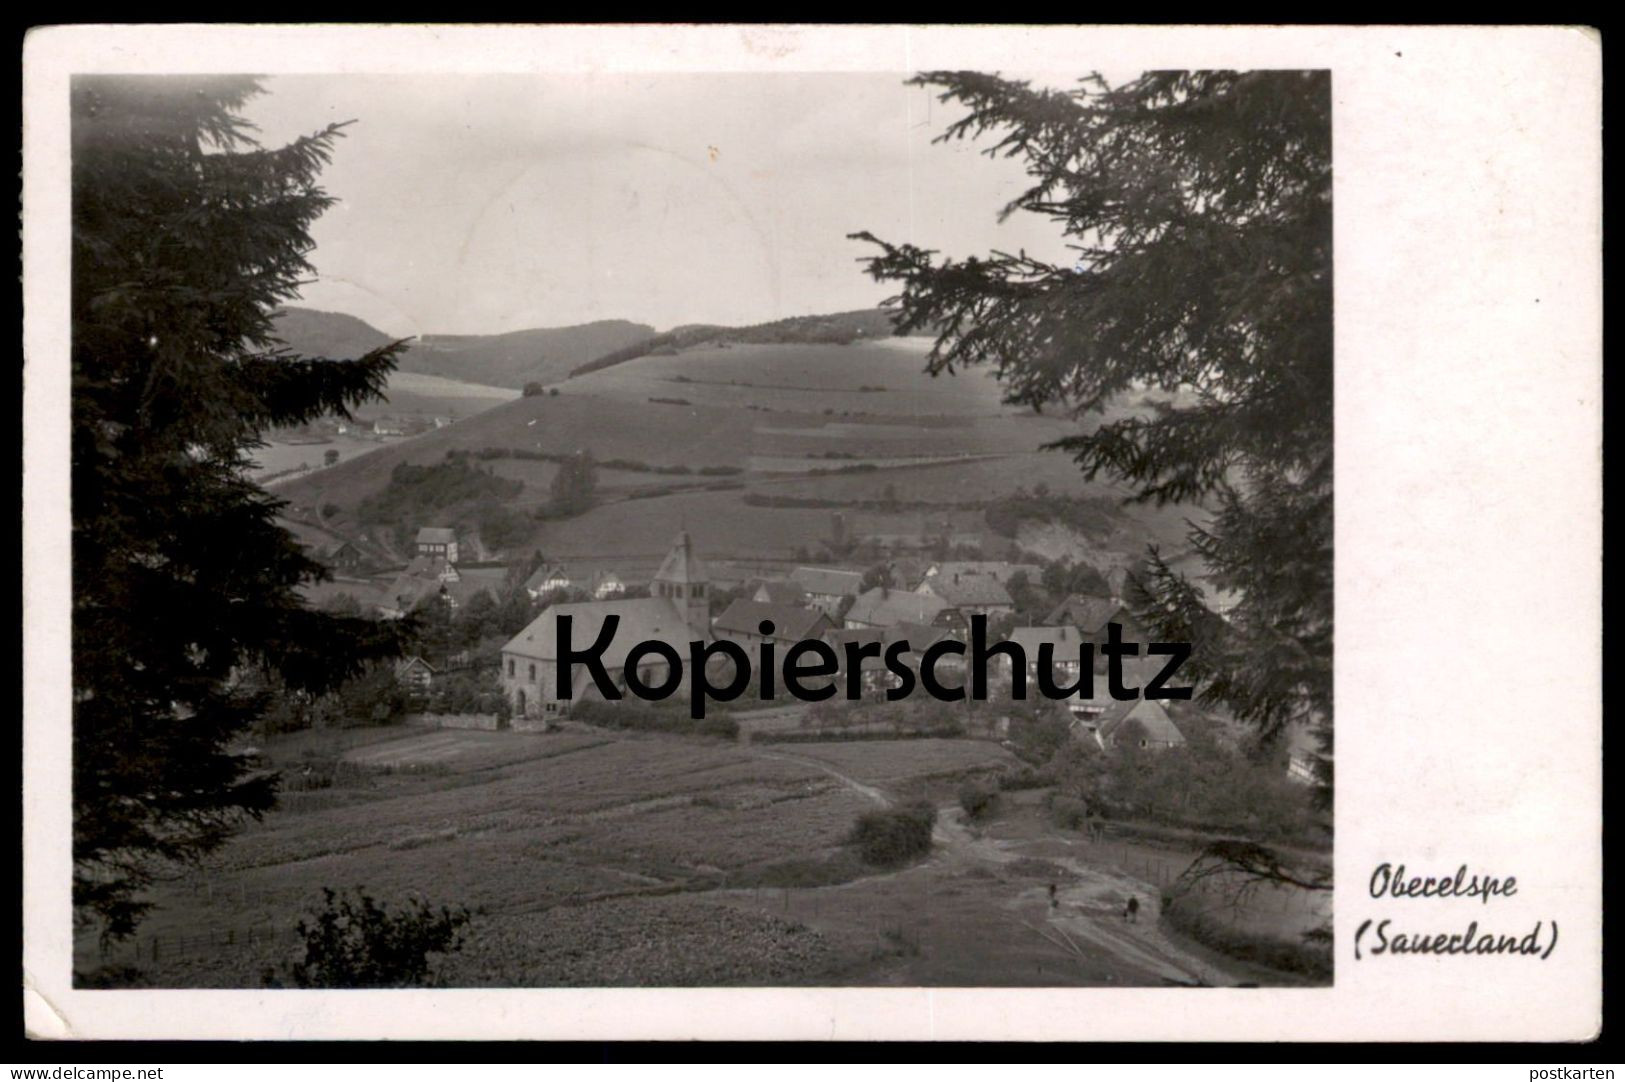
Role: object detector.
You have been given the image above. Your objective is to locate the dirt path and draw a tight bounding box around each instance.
[743,742,1246,986]
[754,747,889,807]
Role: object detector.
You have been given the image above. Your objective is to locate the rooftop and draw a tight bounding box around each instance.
[503,596,693,662]
[713,599,830,640]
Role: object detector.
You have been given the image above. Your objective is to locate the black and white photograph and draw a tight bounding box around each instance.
[22,24,1599,1044]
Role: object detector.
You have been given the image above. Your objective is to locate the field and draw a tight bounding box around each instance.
[277,336,1208,570]
[82,724,1321,989]
[251,371,518,482]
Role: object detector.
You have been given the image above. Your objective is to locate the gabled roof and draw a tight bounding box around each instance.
[395,655,437,675]
[1095,698,1185,746]
[1046,594,1127,632]
[402,554,457,579]
[1008,624,1088,661]
[753,579,812,607]
[790,566,864,597]
[502,597,691,662]
[653,530,707,585]
[891,621,951,650]
[845,588,954,628]
[824,626,887,651]
[713,599,830,640]
[524,564,571,590]
[441,567,506,607]
[825,621,949,655]
[922,574,1014,608]
[416,527,457,545]
[927,561,1041,586]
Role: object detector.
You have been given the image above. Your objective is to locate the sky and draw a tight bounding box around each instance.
[242,72,1089,338]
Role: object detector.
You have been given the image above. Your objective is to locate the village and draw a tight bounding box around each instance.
[61,64,1337,997]
[279,520,1238,761]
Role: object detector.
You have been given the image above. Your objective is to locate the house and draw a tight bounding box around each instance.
[373,418,405,437]
[713,600,833,652]
[843,587,966,634]
[822,624,956,698]
[1069,694,1186,752]
[1005,625,1091,689]
[382,554,462,616]
[588,570,626,600]
[439,566,509,610]
[524,564,573,599]
[751,579,812,608]
[789,566,865,616]
[325,539,366,573]
[415,527,460,564]
[1044,593,1149,645]
[394,656,437,693]
[921,561,1042,588]
[916,570,1015,619]
[500,531,712,720]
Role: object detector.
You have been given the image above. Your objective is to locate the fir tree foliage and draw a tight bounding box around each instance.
[853,71,1331,804]
[72,75,412,939]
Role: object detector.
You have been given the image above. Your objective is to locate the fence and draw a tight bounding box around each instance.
[97,919,299,966]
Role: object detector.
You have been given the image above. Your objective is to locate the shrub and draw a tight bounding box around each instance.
[958,778,1000,822]
[998,765,1043,791]
[522,381,545,397]
[1050,794,1089,831]
[847,801,936,867]
[570,698,739,740]
[357,460,523,527]
[275,887,472,989]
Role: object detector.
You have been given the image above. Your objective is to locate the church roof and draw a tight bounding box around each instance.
[653,530,707,585]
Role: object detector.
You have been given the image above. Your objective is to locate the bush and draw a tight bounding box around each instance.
[570,698,739,740]
[1050,794,1089,830]
[998,765,1044,791]
[274,888,471,989]
[357,460,523,527]
[522,381,545,397]
[958,778,1000,822]
[847,801,937,867]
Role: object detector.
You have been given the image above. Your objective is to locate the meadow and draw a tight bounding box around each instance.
[276,335,1208,572]
[81,720,1325,989]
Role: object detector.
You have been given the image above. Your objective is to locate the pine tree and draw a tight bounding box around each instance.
[854,71,1332,808]
[72,75,412,940]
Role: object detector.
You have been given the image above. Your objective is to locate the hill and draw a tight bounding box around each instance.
[569,308,920,378]
[270,307,399,359]
[271,307,655,389]
[415,320,654,388]
[276,335,1206,571]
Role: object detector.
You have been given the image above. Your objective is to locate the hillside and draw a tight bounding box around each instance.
[271,307,655,389]
[270,307,399,359]
[569,308,921,378]
[277,335,1206,572]
[415,320,654,388]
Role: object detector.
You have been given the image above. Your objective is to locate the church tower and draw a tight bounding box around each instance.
[651,529,710,639]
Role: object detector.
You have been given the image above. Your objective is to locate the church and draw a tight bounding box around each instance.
[500,530,711,721]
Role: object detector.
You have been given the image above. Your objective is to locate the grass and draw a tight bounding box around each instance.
[79,728,1328,990]
[83,728,878,985]
[271,337,1200,568]
[784,738,1023,785]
